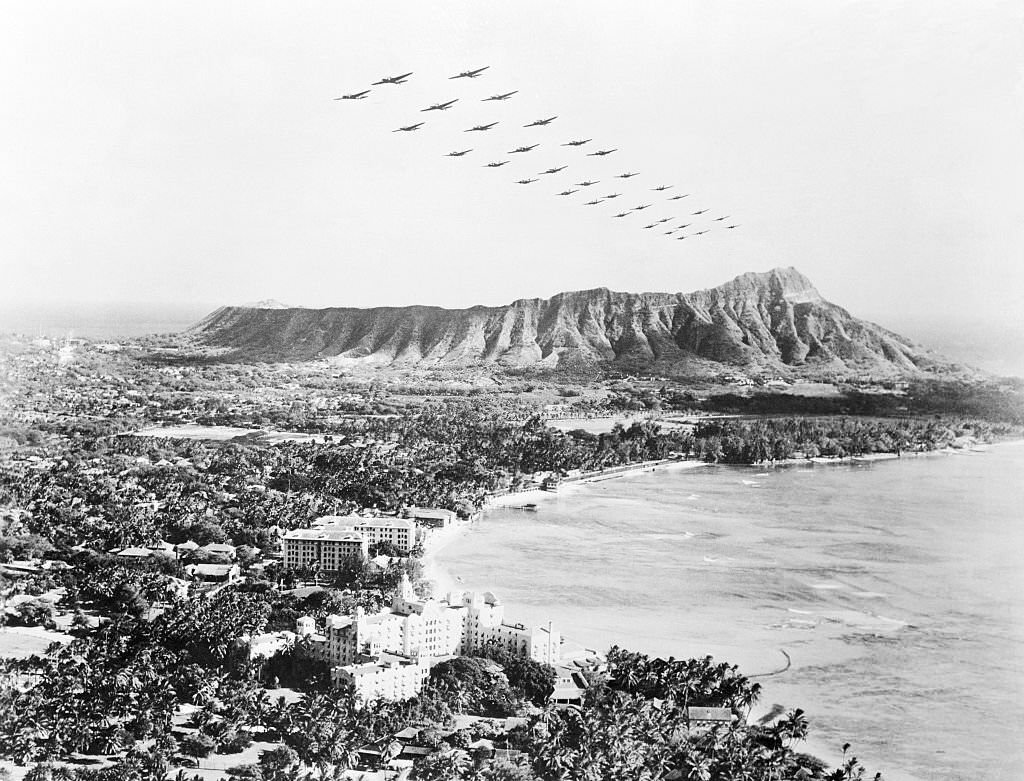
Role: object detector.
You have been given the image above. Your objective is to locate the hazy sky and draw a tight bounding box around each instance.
[2,1,1021,334]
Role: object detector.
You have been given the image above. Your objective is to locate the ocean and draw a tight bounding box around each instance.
[0,302,214,339]
[433,445,1024,781]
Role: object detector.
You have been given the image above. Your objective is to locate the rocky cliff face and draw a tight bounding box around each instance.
[190,268,946,375]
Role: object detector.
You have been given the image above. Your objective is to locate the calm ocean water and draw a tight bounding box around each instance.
[0,303,213,339]
[435,445,1024,781]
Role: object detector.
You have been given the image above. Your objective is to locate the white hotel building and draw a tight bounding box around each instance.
[297,573,560,701]
[310,515,419,554]
[282,528,368,571]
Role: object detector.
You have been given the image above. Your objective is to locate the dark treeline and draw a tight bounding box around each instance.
[663,378,1024,424]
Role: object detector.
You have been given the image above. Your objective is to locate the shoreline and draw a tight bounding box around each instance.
[427,441,998,594]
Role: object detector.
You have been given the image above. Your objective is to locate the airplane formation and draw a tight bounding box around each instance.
[334,67,739,242]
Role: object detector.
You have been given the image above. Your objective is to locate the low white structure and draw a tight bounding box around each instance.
[333,652,430,702]
[407,507,457,529]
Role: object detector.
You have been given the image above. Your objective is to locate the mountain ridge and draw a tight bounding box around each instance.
[189,267,955,377]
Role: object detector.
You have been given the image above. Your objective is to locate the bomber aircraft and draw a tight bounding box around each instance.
[713,215,730,221]
[616,172,639,179]
[450,66,490,79]
[508,145,539,153]
[574,181,599,187]
[632,204,651,211]
[692,209,710,215]
[484,161,509,168]
[524,116,558,127]
[333,90,370,100]
[465,122,499,132]
[643,224,656,229]
[557,189,578,196]
[652,185,673,191]
[676,223,691,230]
[603,193,622,199]
[584,199,604,205]
[539,166,567,175]
[668,194,689,200]
[421,99,459,112]
[612,212,630,218]
[446,149,472,157]
[725,224,740,229]
[562,139,591,146]
[516,178,538,184]
[483,91,518,101]
[587,149,617,157]
[373,72,412,85]
[393,122,424,132]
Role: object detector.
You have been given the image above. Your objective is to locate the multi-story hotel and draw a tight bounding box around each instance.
[310,515,419,554]
[297,573,561,692]
[282,527,368,571]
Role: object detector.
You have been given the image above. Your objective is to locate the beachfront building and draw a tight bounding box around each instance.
[311,515,419,554]
[297,573,561,678]
[407,507,457,529]
[283,527,368,571]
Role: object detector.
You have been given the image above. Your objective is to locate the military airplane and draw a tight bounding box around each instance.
[713,215,730,221]
[656,218,672,224]
[333,90,370,100]
[574,181,599,187]
[676,235,687,240]
[557,190,578,196]
[421,99,459,112]
[676,223,691,230]
[562,139,591,146]
[508,145,539,154]
[616,172,639,179]
[587,149,617,157]
[692,209,710,215]
[643,224,656,229]
[484,161,509,168]
[524,116,558,127]
[693,230,709,236]
[725,224,740,229]
[668,194,689,200]
[632,204,651,211]
[446,149,472,157]
[516,178,538,184]
[584,199,604,206]
[613,212,630,218]
[393,122,424,132]
[651,185,673,191]
[373,72,412,85]
[483,91,518,101]
[664,230,676,235]
[465,123,499,132]
[603,193,622,199]
[450,66,489,79]
[539,166,567,175]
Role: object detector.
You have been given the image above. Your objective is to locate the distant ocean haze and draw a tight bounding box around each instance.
[0,301,217,339]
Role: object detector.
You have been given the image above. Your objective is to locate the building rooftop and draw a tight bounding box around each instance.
[687,707,734,722]
[409,507,456,519]
[285,528,366,542]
